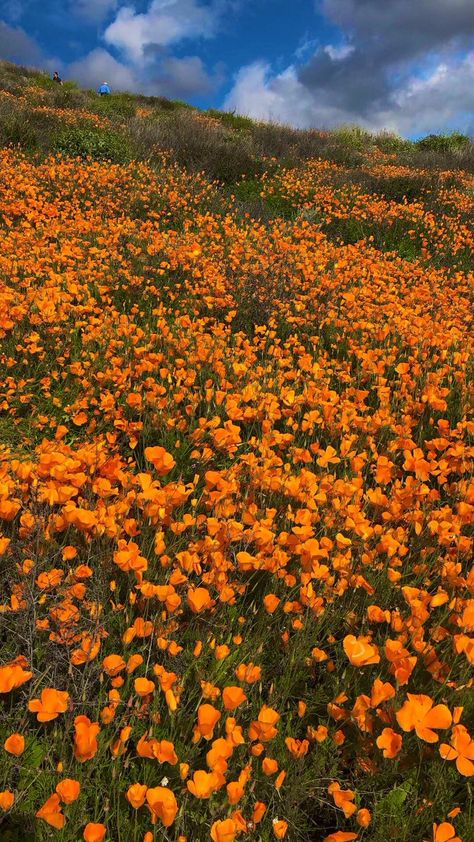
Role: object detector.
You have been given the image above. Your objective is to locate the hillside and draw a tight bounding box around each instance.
[0,60,473,842]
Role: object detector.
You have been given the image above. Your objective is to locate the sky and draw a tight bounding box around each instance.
[1,0,473,137]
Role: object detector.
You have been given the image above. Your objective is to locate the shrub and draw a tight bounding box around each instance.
[94,93,137,120]
[207,109,255,133]
[415,132,470,153]
[233,177,296,220]
[0,104,37,150]
[374,131,414,153]
[129,110,263,182]
[49,87,91,110]
[332,124,372,150]
[250,122,333,162]
[53,127,131,162]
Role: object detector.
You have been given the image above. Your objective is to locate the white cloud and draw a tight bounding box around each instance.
[380,51,474,135]
[104,0,221,64]
[68,47,140,91]
[67,46,223,98]
[324,43,354,61]
[223,61,356,129]
[157,55,224,97]
[0,19,43,64]
[223,51,474,136]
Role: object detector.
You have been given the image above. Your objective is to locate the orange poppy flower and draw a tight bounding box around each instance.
[127,654,144,673]
[273,819,289,839]
[227,780,245,805]
[144,446,176,475]
[83,822,107,842]
[206,736,233,772]
[249,705,280,742]
[74,715,100,761]
[439,725,474,776]
[126,783,148,809]
[4,733,25,756]
[343,635,380,667]
[253,802,267,823]
[113,541,148,579]
[36,793,65,829]
[222,686,247,710]
[384,640,417,685]
[376,728,403,758]
[210,818,238,842]
[235,662,261,683]
[328,782,357,818]
[432,823,462,842]
[0,791,14,811]
[263,594,281,614]
[196,704,221,740]
[56,778,81,804]
[323,834,358,842]
[285,737,309,758]
[151,739,178,765]
[371,679,395,707]
[187,587,214,613]
[134,677,155,697]
[102,655,126,677]
[0,663,33,693]
[187,770,221,798]
[145,785,178,827]
[357,808,371,827]
[396,694,452,743]
[262,757,279,775]
[28,688,69,722]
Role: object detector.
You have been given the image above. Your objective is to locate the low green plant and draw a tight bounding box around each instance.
[0,114,37,150]
[415,132,470,153]
[94,92,137,120]
[374,131,414,153]
[207,109,255,133]
[53,126,131,162]
[333,124,372,150]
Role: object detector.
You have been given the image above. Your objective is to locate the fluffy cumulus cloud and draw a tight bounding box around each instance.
[0,19,43,65]
[225,0,474,135]
[104,0,222,63]
[69,46,223,98]
[68,47,140,91]
[154,55,224,97]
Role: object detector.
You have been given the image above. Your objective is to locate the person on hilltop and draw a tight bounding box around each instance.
[98,81,111,96]
[52,71,62,84]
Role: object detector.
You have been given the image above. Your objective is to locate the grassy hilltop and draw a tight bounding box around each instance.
[0,60,473,842]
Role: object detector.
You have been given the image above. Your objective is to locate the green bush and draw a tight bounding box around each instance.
[94,93,137,120]
[207,109,255,133]
[333,124,372,150]
[49,87,89,110]
[0,113,37,150]
[374,131,414,153]
[129,110,263,183]
[53,127,131,162]
[415,132,470,153]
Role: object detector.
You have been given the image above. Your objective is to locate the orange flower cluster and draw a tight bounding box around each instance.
[0,145,472,841]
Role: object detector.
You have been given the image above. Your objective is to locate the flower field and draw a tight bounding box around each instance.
[0,104,473,842]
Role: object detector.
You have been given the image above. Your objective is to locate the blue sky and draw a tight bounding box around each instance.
[1,0,473,136]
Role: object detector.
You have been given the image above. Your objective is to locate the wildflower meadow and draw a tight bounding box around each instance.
[0,66,473,842]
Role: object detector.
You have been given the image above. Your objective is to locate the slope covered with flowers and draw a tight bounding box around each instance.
[0,140,473,842]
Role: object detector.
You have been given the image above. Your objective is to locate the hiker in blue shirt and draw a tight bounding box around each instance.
[98,81,111,96]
